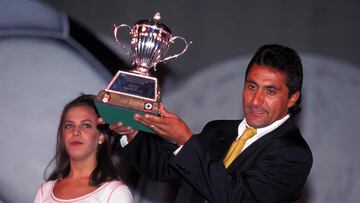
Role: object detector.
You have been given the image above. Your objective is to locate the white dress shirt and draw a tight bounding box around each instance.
[238,114,290,152]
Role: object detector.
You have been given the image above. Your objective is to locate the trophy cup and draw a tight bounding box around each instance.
[95,12,191,133]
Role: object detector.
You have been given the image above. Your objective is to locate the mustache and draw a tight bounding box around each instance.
[245,106,266,114]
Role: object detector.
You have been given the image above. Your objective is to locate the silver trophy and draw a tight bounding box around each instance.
[95,12,191,132]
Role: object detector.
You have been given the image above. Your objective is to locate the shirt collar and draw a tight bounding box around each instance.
[238,114,290,138]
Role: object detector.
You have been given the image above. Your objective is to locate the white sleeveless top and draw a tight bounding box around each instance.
[33,180,133,203]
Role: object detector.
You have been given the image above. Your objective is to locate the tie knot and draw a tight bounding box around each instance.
[223,127,257,168]
[241,127,257,140]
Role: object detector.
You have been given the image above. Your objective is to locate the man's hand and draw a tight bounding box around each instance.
[97,117,139,142]
[134,104,193,145]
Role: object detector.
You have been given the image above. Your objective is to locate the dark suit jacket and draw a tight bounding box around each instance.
[120,117,313,203]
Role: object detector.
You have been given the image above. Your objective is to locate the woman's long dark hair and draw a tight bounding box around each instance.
[44,94,120,186]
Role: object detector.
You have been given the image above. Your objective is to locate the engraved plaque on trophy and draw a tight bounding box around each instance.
[95,12,191,132]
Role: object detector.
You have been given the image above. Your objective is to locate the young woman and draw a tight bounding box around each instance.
[34,95,133,203]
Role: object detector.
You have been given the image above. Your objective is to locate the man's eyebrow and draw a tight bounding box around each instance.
[264,85,279,90]
[245,80,279,90]
[245,79,257,84]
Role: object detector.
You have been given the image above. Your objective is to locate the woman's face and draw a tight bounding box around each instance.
[62,106,104,162]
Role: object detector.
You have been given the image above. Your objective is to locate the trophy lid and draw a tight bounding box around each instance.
[134,12,172,34]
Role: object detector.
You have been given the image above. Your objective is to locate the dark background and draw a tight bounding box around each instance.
[42,0,360,80]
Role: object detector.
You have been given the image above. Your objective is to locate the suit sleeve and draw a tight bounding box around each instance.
[119,131,181,182]
[169,121,313,203]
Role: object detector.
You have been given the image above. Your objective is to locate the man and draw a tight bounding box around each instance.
[106,44,313,203]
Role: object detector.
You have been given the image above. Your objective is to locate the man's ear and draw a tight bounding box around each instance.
[287,91,300,108]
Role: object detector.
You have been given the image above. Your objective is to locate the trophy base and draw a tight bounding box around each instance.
[95,90,159,133]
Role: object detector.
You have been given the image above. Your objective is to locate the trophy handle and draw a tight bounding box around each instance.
[114,24,132,56]
[162,36,192,62]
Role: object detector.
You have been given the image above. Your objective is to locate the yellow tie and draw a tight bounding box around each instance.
[223,127,257,168]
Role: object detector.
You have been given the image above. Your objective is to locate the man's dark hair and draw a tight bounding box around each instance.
[245,44,303,115]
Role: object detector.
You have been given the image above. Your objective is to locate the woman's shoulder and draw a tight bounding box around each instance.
[104,180,130,190]
[39,180,57,193]
[33,180,57,201]
[41,180,56,186]
[104,180,134,203]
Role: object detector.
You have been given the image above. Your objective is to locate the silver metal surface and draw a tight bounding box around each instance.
[114,12,191,75]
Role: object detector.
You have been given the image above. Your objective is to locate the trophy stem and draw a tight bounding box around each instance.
[131,67,151,75]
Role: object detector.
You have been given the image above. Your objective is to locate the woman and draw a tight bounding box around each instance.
[34,95,133,202]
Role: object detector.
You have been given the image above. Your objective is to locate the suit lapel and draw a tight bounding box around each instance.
[208,120,240,161]
[226,117,296,171]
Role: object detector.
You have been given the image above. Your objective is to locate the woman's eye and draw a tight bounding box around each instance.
[64,123,72,129]
[82,123,92,128]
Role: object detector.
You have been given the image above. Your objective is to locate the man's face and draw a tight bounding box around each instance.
[242,64,299,128]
